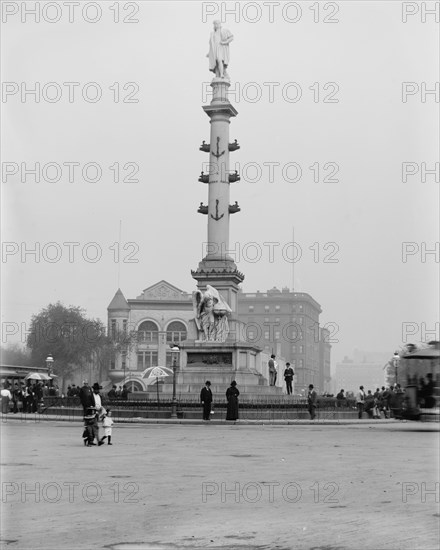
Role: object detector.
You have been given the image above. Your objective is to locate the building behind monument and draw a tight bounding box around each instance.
[106,282,331,394]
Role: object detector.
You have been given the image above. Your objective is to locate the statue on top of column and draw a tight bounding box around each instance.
[193,285,232,342]
[207,20,234,80]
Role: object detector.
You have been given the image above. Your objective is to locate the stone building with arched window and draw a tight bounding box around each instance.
[107,281,193,392]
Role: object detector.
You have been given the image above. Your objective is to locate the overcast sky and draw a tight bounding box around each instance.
[1,1,439,366]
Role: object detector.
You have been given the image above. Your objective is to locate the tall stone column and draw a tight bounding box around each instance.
[192,77,244,316]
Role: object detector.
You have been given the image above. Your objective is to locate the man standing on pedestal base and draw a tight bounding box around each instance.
[284,363,294,395]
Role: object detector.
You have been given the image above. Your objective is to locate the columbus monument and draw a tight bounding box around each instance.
[174,22,285,396]
[192,19,243,338]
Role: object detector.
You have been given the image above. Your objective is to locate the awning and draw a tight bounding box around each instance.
[0,369,19,377]
[402,348,440,360]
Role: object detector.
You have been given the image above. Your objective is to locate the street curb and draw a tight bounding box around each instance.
[1,413,400,426]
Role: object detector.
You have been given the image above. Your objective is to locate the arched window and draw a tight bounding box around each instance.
[137,320,159,343]
[126,380,144,392]
[166,321,187,344]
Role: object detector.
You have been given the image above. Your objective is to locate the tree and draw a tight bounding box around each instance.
[26,302,107,379]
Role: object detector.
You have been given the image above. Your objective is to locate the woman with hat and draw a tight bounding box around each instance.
[226,381,240,421]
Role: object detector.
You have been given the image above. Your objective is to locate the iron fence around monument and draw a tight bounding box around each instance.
[40,395,357,416]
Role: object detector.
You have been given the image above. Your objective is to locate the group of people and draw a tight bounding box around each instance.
[200,380,240,422]
[68,383,131,401]
[0,380,58,414]
[78,380,114,446]
[353,386,398,419]
[66,384,80,397]
[351,374,436,419]
[198,355,295,422]
[268,355,295,395]
[106,384,131,400]
[83,406,114,447]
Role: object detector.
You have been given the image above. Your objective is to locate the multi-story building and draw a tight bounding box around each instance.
[107,282,331,394]
[237,286,331,394]
[319,327,332,393]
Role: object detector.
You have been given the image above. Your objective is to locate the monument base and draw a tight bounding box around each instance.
[160,340,286,399]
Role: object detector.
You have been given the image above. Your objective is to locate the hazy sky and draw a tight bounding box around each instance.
[1,1,439,365]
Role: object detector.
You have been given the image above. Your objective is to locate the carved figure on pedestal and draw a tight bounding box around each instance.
[193,285,232,342]
[207,20,233,80]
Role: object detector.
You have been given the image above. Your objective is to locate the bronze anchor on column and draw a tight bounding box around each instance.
[210,199,224,221]
[211,137,225,159]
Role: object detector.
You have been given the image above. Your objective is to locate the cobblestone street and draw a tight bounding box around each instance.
[1,420,439,550]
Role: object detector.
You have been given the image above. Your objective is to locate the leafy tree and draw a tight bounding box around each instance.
[26,302,107,378]
[26,302,138,386]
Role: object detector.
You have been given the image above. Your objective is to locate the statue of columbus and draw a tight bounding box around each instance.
[207,20,234,80]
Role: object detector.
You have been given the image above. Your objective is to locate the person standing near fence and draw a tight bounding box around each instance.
[307,384,317,420]
[200,381,213,421]
[356,386,366,419]
[284,363,294,395]
[226,381,240,421]
[336,389,346,408]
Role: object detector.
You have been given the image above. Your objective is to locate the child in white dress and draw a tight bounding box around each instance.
[100,409,114,445]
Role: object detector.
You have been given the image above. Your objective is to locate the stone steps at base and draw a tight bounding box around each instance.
[161,385,286,397]
[174,375,267,386]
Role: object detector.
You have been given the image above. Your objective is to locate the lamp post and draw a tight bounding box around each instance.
[170,345,180,418]
[46,354,54,384]
[393,352,400,385]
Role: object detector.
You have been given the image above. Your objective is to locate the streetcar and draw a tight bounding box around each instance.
[397,343,440,422]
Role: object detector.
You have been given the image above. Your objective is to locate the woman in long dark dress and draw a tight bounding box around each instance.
[226,381,240,421]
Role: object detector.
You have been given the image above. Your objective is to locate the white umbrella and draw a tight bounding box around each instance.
[25,372,52,381]
[141,366,173,405]
[141,366,173,379]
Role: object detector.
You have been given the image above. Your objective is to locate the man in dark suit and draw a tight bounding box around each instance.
[307,384,317,420]
[284,363,294,395]
[200,381,213,421]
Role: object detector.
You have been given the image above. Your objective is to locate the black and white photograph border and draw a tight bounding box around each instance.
[1,1,439,549]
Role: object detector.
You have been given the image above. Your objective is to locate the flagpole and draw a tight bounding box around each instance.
[292,226,295,292]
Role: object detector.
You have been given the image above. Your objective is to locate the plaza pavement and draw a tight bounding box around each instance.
[0,418,439,550]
